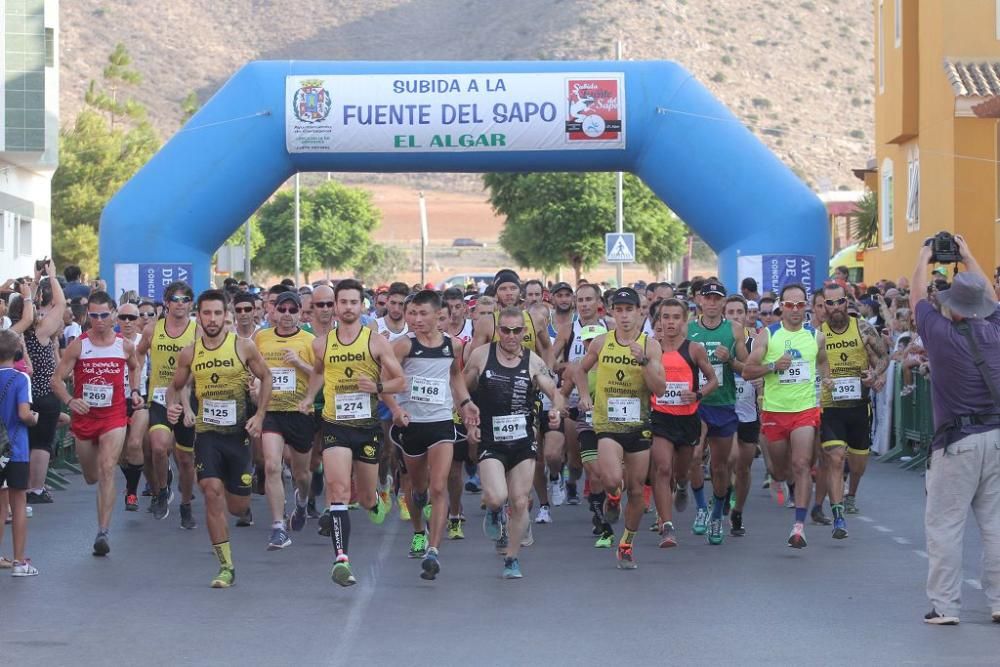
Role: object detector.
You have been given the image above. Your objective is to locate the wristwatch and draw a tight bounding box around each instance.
[375,380,384,394]
[695,390,703,401]
[637,356,649,367]
[767,361,776,373]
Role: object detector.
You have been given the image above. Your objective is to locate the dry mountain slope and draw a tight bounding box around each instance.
[61,0,874,190]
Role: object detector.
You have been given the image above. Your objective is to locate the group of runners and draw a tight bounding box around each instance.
[1,264,891,587]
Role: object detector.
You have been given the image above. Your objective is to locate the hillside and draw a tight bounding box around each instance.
[61,0,875,193]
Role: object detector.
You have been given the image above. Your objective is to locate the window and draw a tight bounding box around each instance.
[878,1,886,93]
[16,216,32,256]
[45,28,54,68]
[906,147,919,231]
[894,0,902,47]
[881,158,894,248]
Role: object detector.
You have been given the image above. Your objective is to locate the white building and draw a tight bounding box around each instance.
[1,0,57,278]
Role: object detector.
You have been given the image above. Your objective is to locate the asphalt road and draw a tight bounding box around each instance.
[1,457,996,666]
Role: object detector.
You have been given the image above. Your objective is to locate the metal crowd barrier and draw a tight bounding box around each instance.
[878,364,934,470]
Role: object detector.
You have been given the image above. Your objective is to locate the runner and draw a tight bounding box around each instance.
[300,279,405,587]
[572,287,666,568]
[137,280,197,527]
[51,291,142,556]
[743,283,833,548]
[384,290,478,579]
[305,284,336,521]
[649,298,719,548]
[372,282,410,341]
[255,291,316,550]
[819,282,888,536]
[440,287,475,537]
[469,269,552,366]
[117,301,148,513]
[167,289,272,588]
[465,306,563,579]
[723,295,760,537]
[809,288,831,523]
[232,293,259,340]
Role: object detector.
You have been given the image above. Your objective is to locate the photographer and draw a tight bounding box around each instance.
[910,233,1000,626]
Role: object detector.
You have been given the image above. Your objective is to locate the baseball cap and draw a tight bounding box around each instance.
[746,300,759,310]
[551,282,573,295]
[274,291,301,308]
[580,324,608,341]
[700,281,727,297]
[610,287,640,306]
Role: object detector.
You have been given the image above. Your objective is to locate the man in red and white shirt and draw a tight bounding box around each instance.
[53,291,142,557]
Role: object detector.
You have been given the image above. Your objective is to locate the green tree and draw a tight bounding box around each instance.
[83,43,145,129]
[254,180,380,282]
[848,190,878,248]
[223,218,265,260]
[485,172,687,283]
[352,244,410,287]
[52,224,99,278]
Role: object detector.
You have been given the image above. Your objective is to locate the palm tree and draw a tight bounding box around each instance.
[848,190,878,249]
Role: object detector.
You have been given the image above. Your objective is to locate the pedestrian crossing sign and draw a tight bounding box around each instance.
[605,233,636,263]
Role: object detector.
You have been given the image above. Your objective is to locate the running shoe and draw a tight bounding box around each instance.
[448,518,465,540]
[787,522,807,549]
[566,481,580,505]
[141,482,153,497]
[708,518,724,545]
[377,484,393,517]
[26,489,53,504]
[770,481,785,507]
[483,509,502,541]
[11,559,38,577]
[692,507,709,535]
[236,507,254,527]
[0,557,12,569]
[398,494,411,521]
[832,516,848,540]
[658,522,678,548]
[548,476,566,507]
[811,506,832,526]
[290,504,307,532]
[616,544,637,570]
[730,511,746,537]
[267,527,291,551]
[420,549,440,580]
[306,498,321,520]
[535,506,552,524]
[330,559,356,587]
[369,494,390,525]
[211,567,235,589]
[408,532,427,559]
[923,610,959,625]
[152,490,170,521]
[844,495,859,515]
[674,483,688,512]
[502,557,522,579]
[604,492,622,525]
[594,531,615,549]
[992,611,1000,624]
[521,522,534,547]
[92,531,110,557]
[649,513,661,532]
[179,503,196,530]
[465,474,482,494]
[125,492,139,512]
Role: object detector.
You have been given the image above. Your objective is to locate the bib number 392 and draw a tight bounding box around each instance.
[832,377,862,401]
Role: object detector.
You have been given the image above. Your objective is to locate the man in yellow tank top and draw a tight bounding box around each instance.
[571,288,666,569]
[300,279,407,588]
[136,280,198,528]
[255,291,316,550]
[744,283,833,549]
[168,289,272,588]
[819,283,888,535]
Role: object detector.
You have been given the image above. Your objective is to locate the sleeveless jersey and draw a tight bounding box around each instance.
[734,333,758,423]
[820,317,868,408]
[652,339,699,416]
[375,317,409,342]
[593,332,650,433]
[492,310,536,352]
[148,319,196,407]
[127,333,149,398]
[399,333,455,423]
[450,319,473,345]
[321,326,380,428]
[686,318,736,406]
[74,333,128,419]
[192,333,250,435]
[255,327,316,412]
[476,343,535,448]
[762,323,819,413]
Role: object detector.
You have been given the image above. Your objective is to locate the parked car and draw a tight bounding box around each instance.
[439,274,494,291]
[452,238,487,248]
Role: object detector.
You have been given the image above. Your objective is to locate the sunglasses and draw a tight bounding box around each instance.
[138,311,155,318]
[234,306,254,314]
[117,314,138,321]
[88,312,112,320]
[760,310,774,316]
[781,301,807,310]
[169,295,192,303]
[313,301,335,309]
[276,306,299,314]
[824,297,848,307]
[499,326,525,335]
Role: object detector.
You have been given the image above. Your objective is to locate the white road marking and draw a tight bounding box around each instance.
[856,516,874,523]
[873,525,893,533]
[892,536,911,545]
[965,578,983,590]
[913,550,929,559]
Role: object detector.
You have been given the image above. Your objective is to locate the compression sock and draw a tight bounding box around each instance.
[711,494,727,520]
[794,507,808,523]
[123,463,143,495]
[212,541,233,569]
[831,503,844,520]
[330,504,351,557]
[310,471,324,497]
[589,492,607,522]
[692,485,707,510]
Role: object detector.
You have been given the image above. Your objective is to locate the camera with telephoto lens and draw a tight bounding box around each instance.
[924,231,962,264]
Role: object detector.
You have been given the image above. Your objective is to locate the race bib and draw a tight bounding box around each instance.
[832,377,862,401]
[409,376,447,405]
[202,399,236,427]
[151,386,168,406]
[335,392,372,420]
[735,375,750,399]
[655,382,689,407]
[607,397,641,423]
[492,414,527,442]
[271,367,296,392]
[779,360,812,385]
[698,363,724,388]
[583,410,593,426]
[82,383,113,408]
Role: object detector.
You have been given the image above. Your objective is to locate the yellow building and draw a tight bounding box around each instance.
[861,0,1000,283]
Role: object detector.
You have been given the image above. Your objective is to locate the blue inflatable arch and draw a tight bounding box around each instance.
[100,60,828,294]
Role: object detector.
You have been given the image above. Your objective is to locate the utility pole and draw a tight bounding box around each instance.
[294,173,301,285]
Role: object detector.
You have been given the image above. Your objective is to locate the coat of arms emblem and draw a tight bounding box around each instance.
[292,79,332,123]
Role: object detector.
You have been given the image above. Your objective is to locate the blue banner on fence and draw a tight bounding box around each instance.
[737,254,816,296]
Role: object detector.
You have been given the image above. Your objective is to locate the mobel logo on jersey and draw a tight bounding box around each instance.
[601,354,641,366]
[329,352,366,364]
[156,342,185,353]
[826,339,859,349]
[195,358,235,372]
